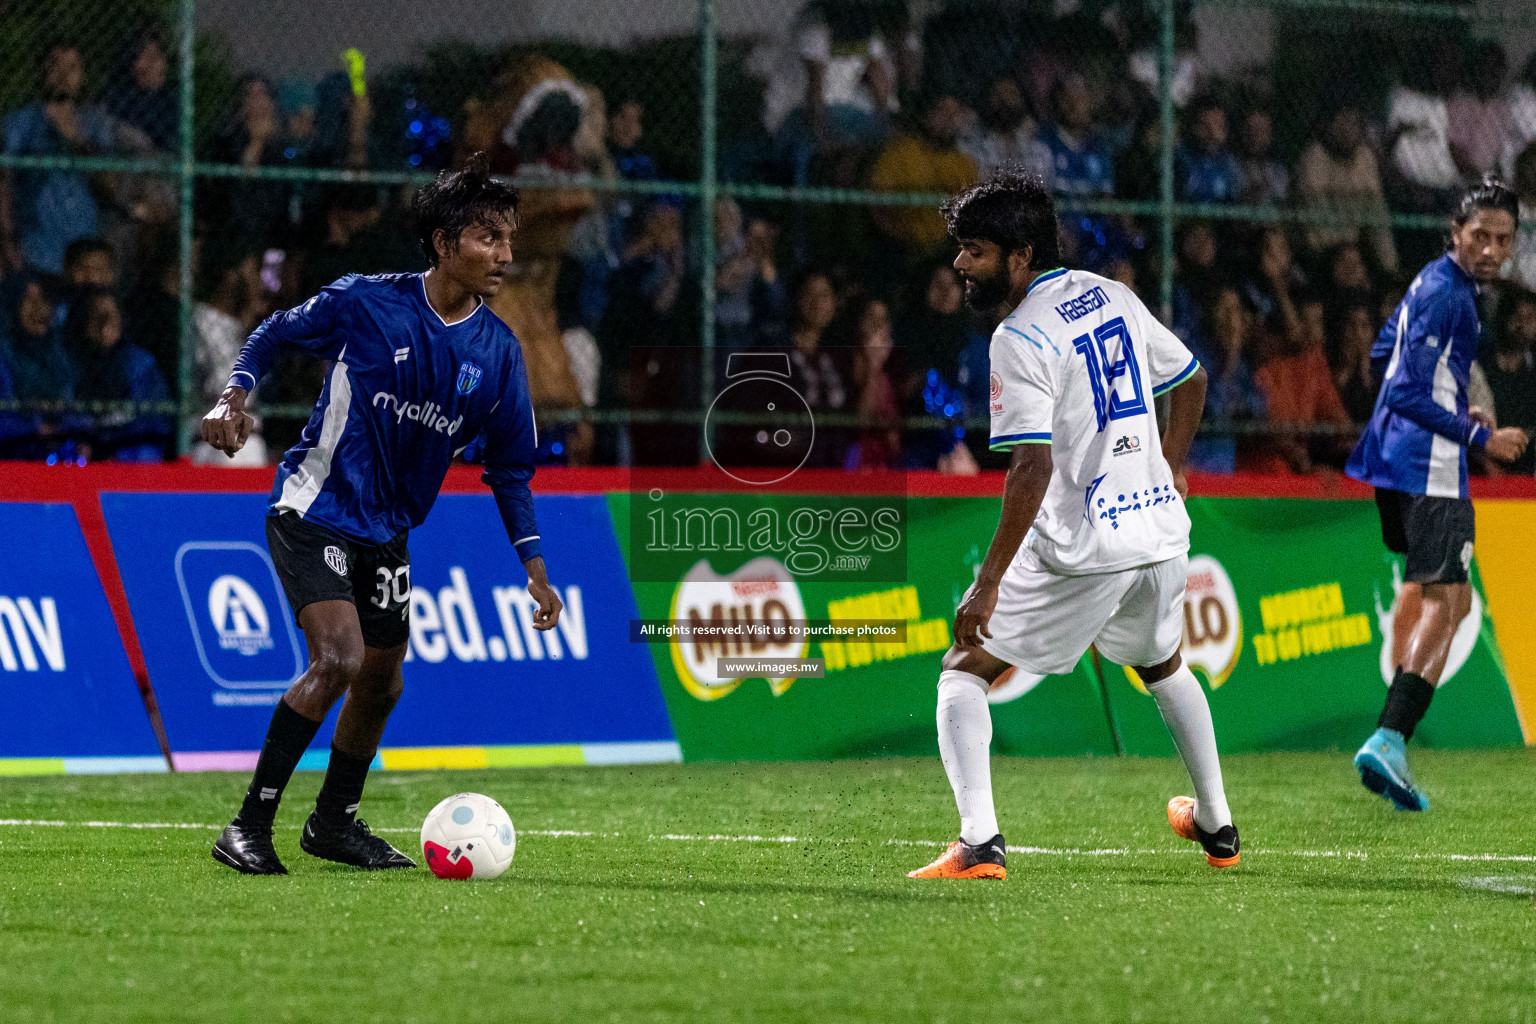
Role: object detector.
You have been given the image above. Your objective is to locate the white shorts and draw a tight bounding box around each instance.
[977,549,1187,675]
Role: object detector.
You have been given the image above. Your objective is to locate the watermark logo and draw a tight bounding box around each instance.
[627,347,910,584]
[705,353,814,487]
[668,558,807,701]
[640,493,903,579]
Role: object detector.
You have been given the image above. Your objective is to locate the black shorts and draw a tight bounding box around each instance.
[266,512,412,648]
[1373,488,1475,585]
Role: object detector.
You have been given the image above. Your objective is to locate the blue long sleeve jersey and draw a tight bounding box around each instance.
[1346,253,1490,499]
[227,273,541,562]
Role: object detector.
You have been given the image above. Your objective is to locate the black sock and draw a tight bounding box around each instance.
[236,700,322,826]
[1379,668,1436,741]
[314,745,374,825]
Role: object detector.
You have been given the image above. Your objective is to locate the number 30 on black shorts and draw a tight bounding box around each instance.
[266,512,412,648]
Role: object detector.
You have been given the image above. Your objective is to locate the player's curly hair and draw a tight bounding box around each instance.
[413,152,520,267]
[941,168,1062,271]
[1453,175,1519,229]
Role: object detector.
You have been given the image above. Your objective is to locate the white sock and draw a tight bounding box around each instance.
[1147,664,1232,832]
[936,670,1000,845]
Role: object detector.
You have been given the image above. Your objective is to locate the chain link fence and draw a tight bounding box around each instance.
[1,0,1533,473]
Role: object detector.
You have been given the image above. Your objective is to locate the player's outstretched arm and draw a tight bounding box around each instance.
[213,281,352,443]
[1160,366,1207,499]
[953,443,1052,649]
[480,351,561,628]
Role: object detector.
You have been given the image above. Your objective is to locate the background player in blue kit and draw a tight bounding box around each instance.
[200,155,563,875]
[1346,178,1528,812]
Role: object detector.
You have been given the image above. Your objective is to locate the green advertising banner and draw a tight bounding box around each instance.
[609,493,1117,762]
[608,493,1521,762]
[1105,498,1523,755]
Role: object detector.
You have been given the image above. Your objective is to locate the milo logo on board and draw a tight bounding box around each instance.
[668,558,808,701]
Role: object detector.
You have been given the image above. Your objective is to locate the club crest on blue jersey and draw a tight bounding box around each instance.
[456,361,483,395]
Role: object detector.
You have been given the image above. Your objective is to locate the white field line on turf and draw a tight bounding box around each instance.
[3,819,1535,863]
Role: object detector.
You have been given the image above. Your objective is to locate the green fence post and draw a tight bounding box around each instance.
[176,0,196,456]
[698,0,718,463]
[1158,0,1175,325]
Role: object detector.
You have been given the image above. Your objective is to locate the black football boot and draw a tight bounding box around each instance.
[212,820,288,875]
[299,812,415,870]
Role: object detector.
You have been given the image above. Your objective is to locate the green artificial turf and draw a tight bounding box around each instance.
[2,750,1534,1023]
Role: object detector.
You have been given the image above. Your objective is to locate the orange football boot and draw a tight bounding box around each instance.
[1167,796,1241,867]
[906,835,1007,879]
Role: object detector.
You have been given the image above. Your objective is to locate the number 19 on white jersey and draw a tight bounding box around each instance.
[987,268,1201,576]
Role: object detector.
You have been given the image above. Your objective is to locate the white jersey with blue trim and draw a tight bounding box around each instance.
[987,268,1199,575]
[227,273,542,561]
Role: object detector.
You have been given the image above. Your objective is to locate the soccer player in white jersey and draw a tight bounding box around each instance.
[908,172,1239,879]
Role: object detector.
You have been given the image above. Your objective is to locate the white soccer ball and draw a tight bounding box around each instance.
[420,792,516,880]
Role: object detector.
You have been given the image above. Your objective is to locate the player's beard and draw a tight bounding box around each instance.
[961,266,1010,311]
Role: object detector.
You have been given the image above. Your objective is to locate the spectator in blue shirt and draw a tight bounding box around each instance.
[609,99,657,181]
[606,98,659,257]
[1189,285,1266,473]
[1038,71,1127,270]
[1176,96,1243,204]
[1040,72,1114,198]
[0,271,74,403]
[65,288,170,461]
[1,45,118,275]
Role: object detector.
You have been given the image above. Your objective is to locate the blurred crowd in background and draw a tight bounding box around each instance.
[4,0,1536,477]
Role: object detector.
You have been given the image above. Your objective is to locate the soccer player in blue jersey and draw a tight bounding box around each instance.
[1346,177,1528,812]
[201,156,563,874]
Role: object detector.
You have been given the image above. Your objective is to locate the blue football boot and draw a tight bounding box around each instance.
[1354,728,1429,811]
